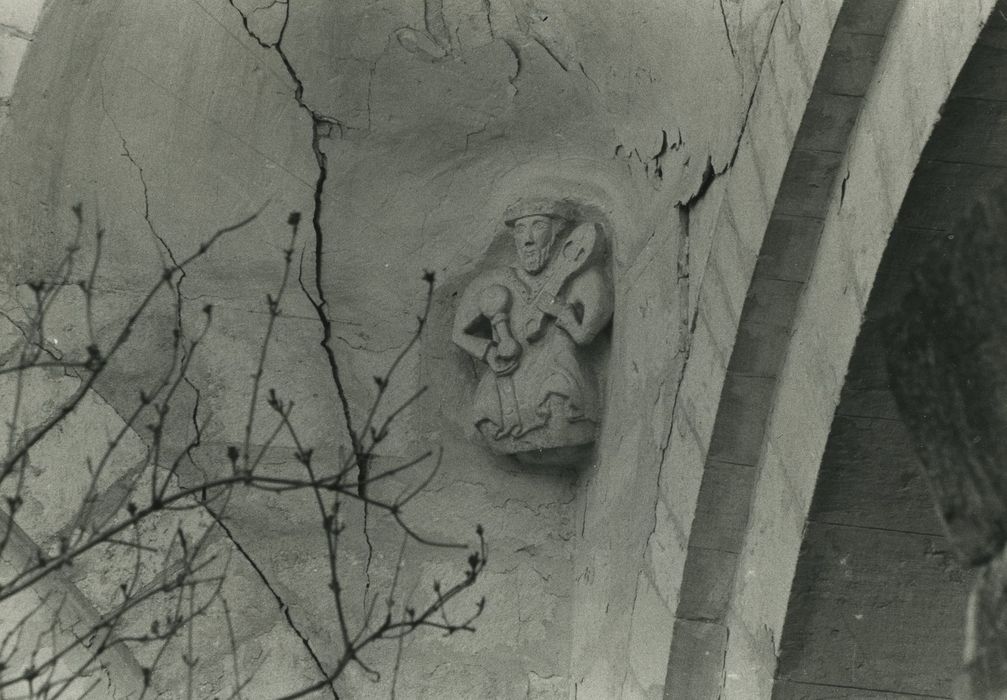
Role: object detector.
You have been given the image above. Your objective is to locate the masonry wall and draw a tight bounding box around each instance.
[3,0,997,697]
[0,0,805,697]
[723,2,999,697]
[774,267,973,697]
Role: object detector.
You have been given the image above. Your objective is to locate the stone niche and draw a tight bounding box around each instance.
[441,195,614,467]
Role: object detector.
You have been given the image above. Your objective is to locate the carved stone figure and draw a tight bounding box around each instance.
[452,199,613,465]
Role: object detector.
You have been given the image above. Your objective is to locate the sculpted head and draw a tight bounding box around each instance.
[510,215,559,274]
[503,198,574,275]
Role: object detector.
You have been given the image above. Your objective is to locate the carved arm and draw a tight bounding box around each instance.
[554,267,613,345]
[452,285,492,362]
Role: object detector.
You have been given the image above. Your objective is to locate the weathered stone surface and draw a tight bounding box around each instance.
[453,210,613,465]
[663,619,727,700]
[810,416,941,534]
[689,460,756,554]
[1,0,998,696]
[754,215,823,283]
[707,374,775,466]
[889,178,1007,565]
[777,523,970,696]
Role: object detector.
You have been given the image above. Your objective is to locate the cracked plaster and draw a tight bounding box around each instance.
[0,0,801,696]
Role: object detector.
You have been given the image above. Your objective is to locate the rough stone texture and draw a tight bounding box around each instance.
[1,0,1001,696]
[885,135,1007,695]
[777,315,972,696]
[0,0,811,696]
[652,0,999,696]
[752,2,1000,698]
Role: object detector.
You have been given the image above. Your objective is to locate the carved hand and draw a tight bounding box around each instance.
[486,345,519,376]
[496,334,521,361]
[553,305,580,333]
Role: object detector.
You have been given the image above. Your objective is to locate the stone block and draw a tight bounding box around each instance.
[677,546,737,622]
[776,523,971,696]
[935,0,998,89]
[755,215,823,283]
[741,277,804,330]
[843,135,896,238]
[794,91,861,153]
[727,321,789,379]
[832,164,896,307]
[794,225,866,368]
[663,619,728,700]
[832,0,899,36]
[707,373,775,466]
[689,460,756,554]
[809,415,941,535]
[858,75,927,214]
[774,148,843,219]
[817,32,886,97]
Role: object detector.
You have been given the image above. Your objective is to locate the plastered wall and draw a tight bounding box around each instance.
[0,0,954,697]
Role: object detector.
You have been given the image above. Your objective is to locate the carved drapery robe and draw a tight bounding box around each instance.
[453,231,611,463]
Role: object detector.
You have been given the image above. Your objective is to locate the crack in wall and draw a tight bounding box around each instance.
[99,85,188,343]
[206,505,337,696]
[532,36,569,72]
[0,22,34,41]
[180,378,337,696]
[719,0,738,61]
[723,0,786,175]
[225,0,377,623]
[679,0,786,210]
[578,62,599,92]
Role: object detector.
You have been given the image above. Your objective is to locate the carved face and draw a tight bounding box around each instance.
[511,215,557,274]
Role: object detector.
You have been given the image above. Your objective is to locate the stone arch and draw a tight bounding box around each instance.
[773,6,1007,696]
[662,0,1001,696]
[4,0,1005,696]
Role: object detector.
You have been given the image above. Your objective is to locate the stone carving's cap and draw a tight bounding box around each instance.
[503,198,576,226]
